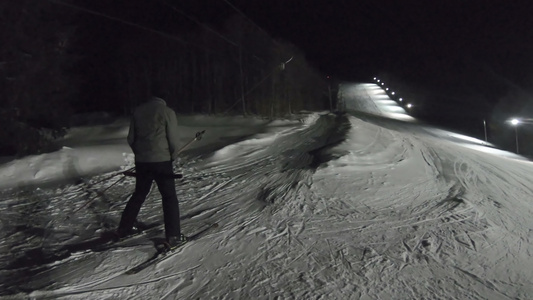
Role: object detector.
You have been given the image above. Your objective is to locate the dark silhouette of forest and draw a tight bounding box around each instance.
[1,1,336,156]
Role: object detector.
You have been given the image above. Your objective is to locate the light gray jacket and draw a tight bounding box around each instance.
[127,97,180,162]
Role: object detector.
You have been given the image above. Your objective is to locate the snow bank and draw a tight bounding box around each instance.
[0,114,316,191]
[0,145,131,190]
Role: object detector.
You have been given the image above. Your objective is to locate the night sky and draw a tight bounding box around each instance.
[66,0,533,139]
[236,1,533,102]
[238,0,533,82]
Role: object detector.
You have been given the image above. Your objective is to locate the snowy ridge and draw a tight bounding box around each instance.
[1,83,533,299]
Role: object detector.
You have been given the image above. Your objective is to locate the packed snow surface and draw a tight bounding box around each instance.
[1,83,533,299]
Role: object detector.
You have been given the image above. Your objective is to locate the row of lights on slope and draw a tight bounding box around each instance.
[372,78,526,153]
[373,77,413,109]
[371,78,532,154]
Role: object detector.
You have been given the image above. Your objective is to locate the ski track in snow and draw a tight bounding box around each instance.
[2,85,533,299]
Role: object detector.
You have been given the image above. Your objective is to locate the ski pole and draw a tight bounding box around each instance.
[110,130,204,178]
[70,175,129,216]
[89,167,135,186]
[123,130,205,178]
[74,130,205,213]
[177,130,206,155]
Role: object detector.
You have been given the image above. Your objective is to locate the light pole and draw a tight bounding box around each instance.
[483,119,487,142]
[510,118,520,154]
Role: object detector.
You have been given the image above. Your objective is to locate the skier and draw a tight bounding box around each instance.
[115,83,185,247]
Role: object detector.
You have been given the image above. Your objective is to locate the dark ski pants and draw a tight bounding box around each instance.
[118,161,180,238]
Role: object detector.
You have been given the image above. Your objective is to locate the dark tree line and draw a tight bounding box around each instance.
[0,1,333,156]
[0,0,78,156]
[112,14,330,117]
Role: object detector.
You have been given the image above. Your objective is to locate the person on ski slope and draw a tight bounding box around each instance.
[116,83,185,247]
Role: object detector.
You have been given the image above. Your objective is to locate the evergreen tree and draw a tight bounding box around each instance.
[0,0,77,156]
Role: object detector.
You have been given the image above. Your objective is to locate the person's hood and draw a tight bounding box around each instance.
[151,97,166,106]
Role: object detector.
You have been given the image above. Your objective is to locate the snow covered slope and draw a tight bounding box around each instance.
[1,83,532,299]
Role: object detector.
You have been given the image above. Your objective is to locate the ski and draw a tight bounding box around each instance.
[90,222,162,252]
[124,223,219,275]
[52,222,162,257]
[9,222,163,269]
